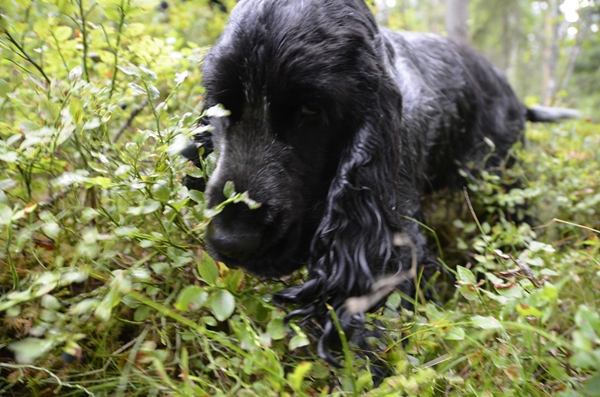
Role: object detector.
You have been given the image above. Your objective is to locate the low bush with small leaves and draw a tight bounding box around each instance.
[1,1,599,396]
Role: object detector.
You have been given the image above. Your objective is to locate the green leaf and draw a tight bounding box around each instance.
[444,326,466,340]
[471,315,502,330]
[41,222,61,239]
[33,18,51,38]
[480,289,509,304]
[139,66,157,82]
[129,83,147,95]
[234,191,262,210]
[516,304,542,318]
[152,180,170,202]
[483,136,495,149]
[41,295,61,311]
[14,0,33,7]
[452,219,464,228]
[464,222,477,233]
[289,333,310,351]
[266,317,287,340]
[197,251,218,285]
[207,290,235,321]
[55,0,74,14]
[0,79,12,97]
[206,104,231,118]
[117,65,140,76]
[83,118,101,130]
[96,0,123,5]
[134,306,152,322]
[167,133,189,156]
[174,286,208,312]
[541,283,558,302]
[188,189,205,203]
[0,204,12,225]
[529,241,555,253]
[386,291,402,309]
[6,306,21,317]
[0,145,17,162]
[356,371,374,391]
[103,6,122,21]
[226,269,245,292]
[310,362,330,379]
[114,226,139,237]
[481,222,491,234]
[458,284,479,301]
[569,351,595,369]
[39,99,60,123]
[175,71,188,84]
[141,200,161,215]
[94,289,121,321]
[148,86,160,99]
[8,338,54,364]
[456,265,476,284]
[288,361,312,391]
[40,309,58,323]
[54,26,72,41]
[69,299,100,315]
[150,262,170,275]
[583,374,600,396]
[575,305,600,342]
[141,239,155,248]
[86,177,112,188]
[223,181,236,198]
[60,270,87,284]
[485,272,504,284]
[496,284,524,299]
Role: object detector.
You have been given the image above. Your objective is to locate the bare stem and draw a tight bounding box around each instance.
[4,31,51,84]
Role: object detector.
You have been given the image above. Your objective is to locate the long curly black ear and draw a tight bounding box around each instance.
[181,118,214,192]
[274,63,427,363]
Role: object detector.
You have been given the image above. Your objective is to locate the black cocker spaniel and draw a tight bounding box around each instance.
[182,0,578,365]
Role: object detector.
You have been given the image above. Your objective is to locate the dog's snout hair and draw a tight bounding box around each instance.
[182,0,579,367]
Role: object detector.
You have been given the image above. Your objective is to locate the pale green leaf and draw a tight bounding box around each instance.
[471,315,502,330]
[174,285,208,312]
[207,290,235,321]
[197,251,218,285]
[9,338,54,364]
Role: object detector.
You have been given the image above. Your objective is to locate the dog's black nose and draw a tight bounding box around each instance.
[205,222,261,261]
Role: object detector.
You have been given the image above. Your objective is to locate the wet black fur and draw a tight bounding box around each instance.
[183,0,544,365]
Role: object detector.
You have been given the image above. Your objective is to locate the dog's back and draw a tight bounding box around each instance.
[383,30,526,190]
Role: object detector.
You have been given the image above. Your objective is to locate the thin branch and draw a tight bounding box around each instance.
[113,97,148,143]
[534,218,600,235]
[4,31,51,84]
[109,0,129,98]
[77,0,90,82]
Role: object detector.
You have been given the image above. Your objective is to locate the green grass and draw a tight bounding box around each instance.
[1,1,599,396]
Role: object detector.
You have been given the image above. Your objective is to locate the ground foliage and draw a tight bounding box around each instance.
[1,1,599,396]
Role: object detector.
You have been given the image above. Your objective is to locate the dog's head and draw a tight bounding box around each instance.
[200,0,403,278]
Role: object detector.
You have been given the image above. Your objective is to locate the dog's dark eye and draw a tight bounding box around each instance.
[300,104,319,117]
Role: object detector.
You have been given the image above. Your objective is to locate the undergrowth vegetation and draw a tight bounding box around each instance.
[1,1,599,396]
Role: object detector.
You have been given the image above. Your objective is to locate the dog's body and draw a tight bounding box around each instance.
[183,0,578,364]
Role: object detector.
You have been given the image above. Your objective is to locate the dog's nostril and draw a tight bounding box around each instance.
[206,222,261,261]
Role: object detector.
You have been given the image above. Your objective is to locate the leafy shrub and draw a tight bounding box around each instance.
[1,1,599,396]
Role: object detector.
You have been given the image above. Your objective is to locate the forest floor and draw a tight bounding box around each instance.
[1,1,599,396]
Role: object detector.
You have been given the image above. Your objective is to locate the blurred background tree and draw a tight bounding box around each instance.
[374,0,600,118]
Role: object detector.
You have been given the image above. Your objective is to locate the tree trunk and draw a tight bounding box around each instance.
[446,0,470,43]
[559,13,591,98]
[543,0,561,105]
